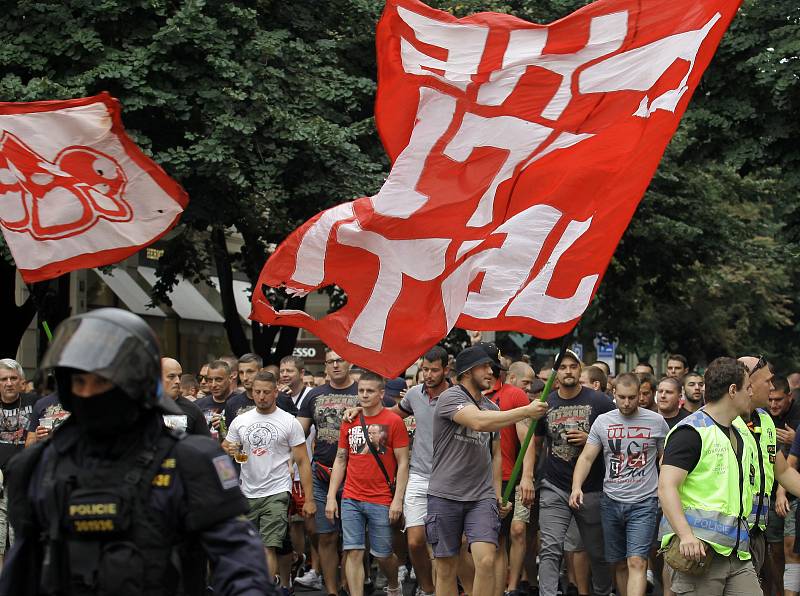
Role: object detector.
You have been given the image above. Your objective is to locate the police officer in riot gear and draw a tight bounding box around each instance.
[0,308,273,595]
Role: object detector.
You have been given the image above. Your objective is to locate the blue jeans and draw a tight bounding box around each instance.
[341,498,394,558]
[312,464,341,534]
[600,494,659,563]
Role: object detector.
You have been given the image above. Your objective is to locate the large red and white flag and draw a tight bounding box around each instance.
[0,93,187,283]
[252,0,741,376]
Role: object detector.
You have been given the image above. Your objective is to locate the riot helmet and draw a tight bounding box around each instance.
[41,308,180,414]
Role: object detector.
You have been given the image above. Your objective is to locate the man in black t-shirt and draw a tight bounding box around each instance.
[223,354,298,427]
[297,350,358,596]
[194,359,235,440]
[657,377,690,428]
[766,376,800,589]
[533,350,614,596]
[161,358,210,436]
[0,359,37,564]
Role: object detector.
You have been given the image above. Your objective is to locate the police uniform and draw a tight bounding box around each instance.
[0,309,273,596]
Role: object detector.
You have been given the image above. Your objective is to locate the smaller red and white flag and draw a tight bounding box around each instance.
[0,93,187,283]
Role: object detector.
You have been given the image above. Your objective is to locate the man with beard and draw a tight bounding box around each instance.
[766,376,800,595]
[657,377,690,428]
[570,373,669,596]
[637,373,658,412]
[682,372,705,414]
[427,346,547,596]
[0,309,271,594]
[223,371,314,590]
[534,350,615,596]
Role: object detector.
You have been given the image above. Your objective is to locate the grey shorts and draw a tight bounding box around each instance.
[425,495,500,558]
[767,500,800,543]
[564,517,584,551]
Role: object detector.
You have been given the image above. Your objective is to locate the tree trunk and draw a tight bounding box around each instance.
[237,224,304,364]
[34,274,72,359]
[211,226,250,357]
[252,322,278,363]
[0,261,37,359]
[271,295,306,365]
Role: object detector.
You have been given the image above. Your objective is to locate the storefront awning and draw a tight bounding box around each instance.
[93,268,166,317]
[138,267,224,323]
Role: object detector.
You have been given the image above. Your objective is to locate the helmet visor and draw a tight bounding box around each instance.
[41,316,160,404]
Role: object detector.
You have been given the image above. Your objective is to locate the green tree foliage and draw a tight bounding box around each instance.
[2,0,798,369]
[1,0,387,361]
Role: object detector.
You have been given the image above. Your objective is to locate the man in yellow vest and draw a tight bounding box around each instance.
[734,355,800,580]
[658,357,758,593]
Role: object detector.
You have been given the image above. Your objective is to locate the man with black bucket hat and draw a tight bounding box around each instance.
[0,308,273,596]
[425,345,548,596]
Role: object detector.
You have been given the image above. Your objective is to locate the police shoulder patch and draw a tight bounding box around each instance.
[212,455,239,490]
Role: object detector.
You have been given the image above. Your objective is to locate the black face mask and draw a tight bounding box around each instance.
[69,387,141,438]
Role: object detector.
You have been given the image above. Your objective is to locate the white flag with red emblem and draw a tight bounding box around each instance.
[0,93,187,283]
[252,0,741,377]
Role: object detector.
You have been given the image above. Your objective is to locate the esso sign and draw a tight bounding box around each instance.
[293,347,317,358]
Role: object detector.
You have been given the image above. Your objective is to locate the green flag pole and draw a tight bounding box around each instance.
[502,333,574,505]
[41,320,53,342]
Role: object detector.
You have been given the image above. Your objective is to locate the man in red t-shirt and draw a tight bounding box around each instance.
[326,371,410,596]
[484,352,537,596]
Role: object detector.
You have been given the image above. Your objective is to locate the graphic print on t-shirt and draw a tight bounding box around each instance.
[606,424,651,480]
[0,403,33,444]
[243,421,280,456]
[548,404,592,462]
[347,424,389,455]
[163,414,189,433]
[455,424,492,447]
[313,395,360,445]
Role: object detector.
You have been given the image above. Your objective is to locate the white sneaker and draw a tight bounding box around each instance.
[295,568,323,590]
[414,589,434,596]
[398,566,409,585]
[384,587,402,596]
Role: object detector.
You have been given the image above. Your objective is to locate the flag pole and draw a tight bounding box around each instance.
[502,332,574,505]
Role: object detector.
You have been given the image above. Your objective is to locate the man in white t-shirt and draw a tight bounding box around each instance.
[223,370,315,584]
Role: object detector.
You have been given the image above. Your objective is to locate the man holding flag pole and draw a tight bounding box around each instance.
[425,345,547,596]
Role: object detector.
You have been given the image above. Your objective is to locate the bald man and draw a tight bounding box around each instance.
[161,357,211,436]
[734,356,800,580]
[506,362,535,393]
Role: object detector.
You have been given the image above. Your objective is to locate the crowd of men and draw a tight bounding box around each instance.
[4,341,800,596]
